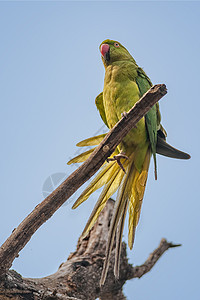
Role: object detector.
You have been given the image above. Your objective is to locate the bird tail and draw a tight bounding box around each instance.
[68,136,151,285]
[100,147,151,285]
[72,148,128,231]
[156,135,191,159]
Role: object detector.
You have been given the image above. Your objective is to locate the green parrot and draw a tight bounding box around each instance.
[68,39,190,285]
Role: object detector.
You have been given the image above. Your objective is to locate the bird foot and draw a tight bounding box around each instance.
[121,111,128,118]
[107,152,129,173]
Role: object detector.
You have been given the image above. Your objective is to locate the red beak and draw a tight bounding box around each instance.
[100,44,110,57]
[100,44,110,62]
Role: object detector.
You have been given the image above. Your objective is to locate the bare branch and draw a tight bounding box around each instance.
[0,84,167,277]
[126,239,181,280]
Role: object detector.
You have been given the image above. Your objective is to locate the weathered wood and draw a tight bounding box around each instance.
[0,199,180,300]
[0,84,167,277]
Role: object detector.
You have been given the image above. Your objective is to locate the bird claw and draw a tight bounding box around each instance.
[107,152,129,173]
[121,111,128,118]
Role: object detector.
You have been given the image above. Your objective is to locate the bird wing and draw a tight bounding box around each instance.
[136,67,158,179]
[95,92,109,127]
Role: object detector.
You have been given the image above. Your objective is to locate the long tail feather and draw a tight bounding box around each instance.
[81,161,126,237]
[128,148,151,249]
[72,161,116,209]
[100,158,134,286]
[114,197,129,278]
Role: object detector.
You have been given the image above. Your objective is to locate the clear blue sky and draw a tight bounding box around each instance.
[0,1,199,299]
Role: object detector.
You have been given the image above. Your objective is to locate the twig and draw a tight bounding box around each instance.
[0,84,167,277]
[127,239,181,280]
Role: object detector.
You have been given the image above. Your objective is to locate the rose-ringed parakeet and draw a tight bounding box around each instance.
[68,39,190,285]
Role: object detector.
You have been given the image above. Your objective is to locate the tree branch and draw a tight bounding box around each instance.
[126,239,181,281]
[0,84,167,277]
[0,199,180,300]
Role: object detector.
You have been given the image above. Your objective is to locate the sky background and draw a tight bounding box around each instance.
[0,1,199,299]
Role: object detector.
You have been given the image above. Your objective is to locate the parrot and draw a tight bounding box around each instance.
[67,39,190,286]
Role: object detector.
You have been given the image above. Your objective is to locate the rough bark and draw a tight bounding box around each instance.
[0,84,167,277]
[0,199,180,300]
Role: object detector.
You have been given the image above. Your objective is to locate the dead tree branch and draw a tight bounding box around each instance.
[0,199,180,300]
[0,84,167,277]
[126,238,181,280]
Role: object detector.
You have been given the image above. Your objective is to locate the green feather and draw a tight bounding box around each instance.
[136,67,158,179]
[95,92,109,127]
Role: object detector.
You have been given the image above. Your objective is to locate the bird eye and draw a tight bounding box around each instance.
[114,42,119,48]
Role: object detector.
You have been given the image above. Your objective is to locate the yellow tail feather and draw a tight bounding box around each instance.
[82,160,128,237]
[72,150,119,209]
[114,197,129,278]
[128,148,151,249]
[76,133,107,147]
[100,157,135,285]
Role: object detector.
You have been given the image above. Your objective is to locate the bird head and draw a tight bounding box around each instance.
[99,39,134,67]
